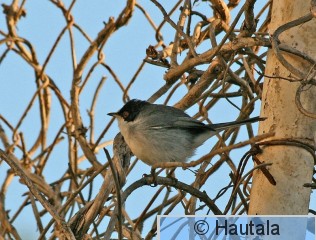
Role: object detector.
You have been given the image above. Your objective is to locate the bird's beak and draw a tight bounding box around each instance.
[107,112,118,117]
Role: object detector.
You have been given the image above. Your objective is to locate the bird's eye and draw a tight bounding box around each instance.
[122,111,129,119]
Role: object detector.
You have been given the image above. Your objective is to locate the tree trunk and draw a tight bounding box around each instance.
[249,0,316,216]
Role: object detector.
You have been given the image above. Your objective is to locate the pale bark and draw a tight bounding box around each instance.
[249,0,316,217]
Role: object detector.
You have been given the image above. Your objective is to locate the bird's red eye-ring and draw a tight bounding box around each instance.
[122,111,129,119]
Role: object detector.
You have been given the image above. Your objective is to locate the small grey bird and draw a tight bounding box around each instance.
[108,99,264,166]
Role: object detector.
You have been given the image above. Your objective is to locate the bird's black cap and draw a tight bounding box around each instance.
[107,99,150,122]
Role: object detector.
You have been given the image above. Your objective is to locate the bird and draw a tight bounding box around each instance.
[108,99,264,166]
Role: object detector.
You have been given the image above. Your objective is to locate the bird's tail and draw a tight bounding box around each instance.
[210,116,266,131]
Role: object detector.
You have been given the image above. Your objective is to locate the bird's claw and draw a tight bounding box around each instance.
[143,168,158,187]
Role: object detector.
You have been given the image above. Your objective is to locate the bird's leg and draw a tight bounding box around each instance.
[143,167,158,187]
[150,167,157,186]
[166,167,178,181]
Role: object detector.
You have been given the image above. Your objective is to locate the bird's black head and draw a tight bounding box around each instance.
[108,99,150,122]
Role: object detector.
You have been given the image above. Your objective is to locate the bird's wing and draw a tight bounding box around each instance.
[139,104,216,133]
[149,116,216,134]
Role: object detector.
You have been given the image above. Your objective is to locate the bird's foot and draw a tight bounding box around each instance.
[166,167,178,183]
[143,168,158,187]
